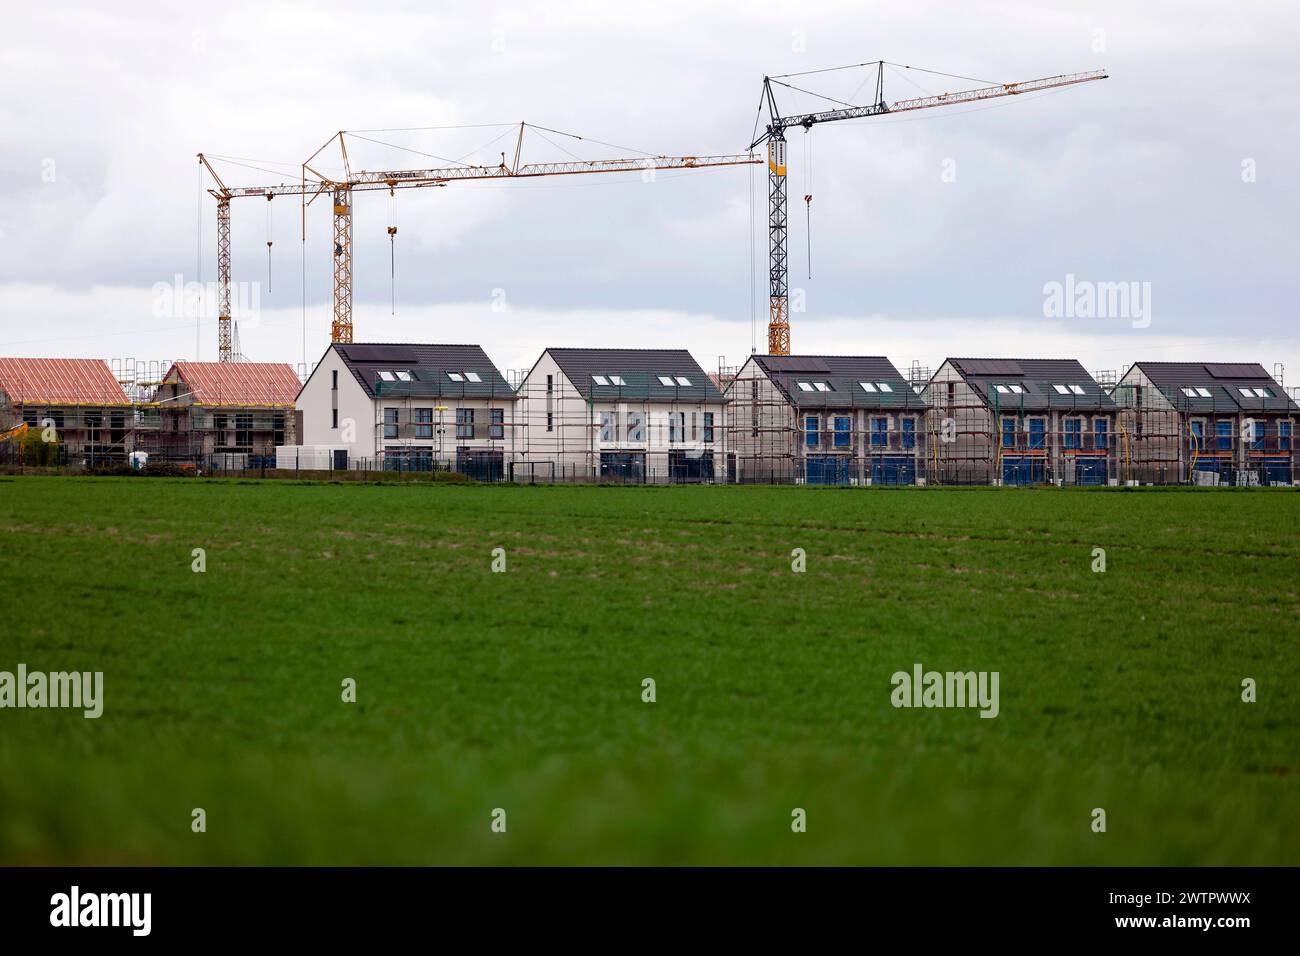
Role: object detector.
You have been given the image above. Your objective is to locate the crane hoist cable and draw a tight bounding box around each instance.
[803,127,813,280]
[387,187,398,315]
[265,195,273,294]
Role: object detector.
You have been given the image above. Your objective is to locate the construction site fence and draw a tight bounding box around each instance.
[2,448,1296,488]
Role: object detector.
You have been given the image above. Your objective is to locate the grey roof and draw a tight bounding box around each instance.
[544,348,726,402]
[1128,361,1298,413]
[745,355,927,409]
[334,343,514,399]
[944,357,1117,412]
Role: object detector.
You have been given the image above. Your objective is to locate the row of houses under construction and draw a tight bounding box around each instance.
[1,346,1297,486]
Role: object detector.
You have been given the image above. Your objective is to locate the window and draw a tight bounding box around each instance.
[377,370,397,382]
[703,412,714,443]
[447,371,464,382]
[1064,418,1081,449]
[395,370,413,382]
[383,407,399,439]
[490,409,504,440]
[1180,387,1197,398]
[1053,384,1071,395]
[1240,386,1273,399]
[902,418,916,449]
[859,382,877,393]
[464,371,482,383]
[1190,420,1204,451]
[592,375,610,386]
[675,376,692,387]
[871,417,888,448]
[609,375,626,386]
[833,416,850,448]
[1195,387,1211,398]
[627,411,645,442]
[332,408,339,429]
[813,382,831,392]
[456,408,475,439]
[599,411,615,442]
[805,416,819,448]
[876,382,893,393]
[797,381,815,392]
[1028,419,1045,449]
[1251,420,1265,450]
[546,374,554,432]
[1069,384,1085,395]
[86,412,101,443]
[691,411,698,441]
[1215,420,1232,450]
[214,413,228,433]
[1280,421,1292,451]
[1094,418,1108,449]
[995,384,1025,395]
[668,411,685,443]
[332,370,338,390]
[1002,418,1015,448]
[415,407,433,439]
[657,376,676,386]
[235,413,253,448]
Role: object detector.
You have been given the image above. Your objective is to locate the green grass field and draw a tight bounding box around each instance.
[0,476,1296,865]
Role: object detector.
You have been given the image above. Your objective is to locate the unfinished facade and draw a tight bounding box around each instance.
[146,361,300,465]
[725,355,929,484]
[1113,362,1297,485]
[296,343,516,478]
[0,358,133,465]
[924,358,1119,485]
[513,348,726,482]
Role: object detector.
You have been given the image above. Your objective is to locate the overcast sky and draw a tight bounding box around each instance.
[1,1,1297,385]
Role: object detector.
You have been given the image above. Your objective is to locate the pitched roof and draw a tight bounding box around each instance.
[745,355,927,409]
[944,357,1116,412]
[0,358,130,405]
[165,361,302,406]
[334,343,513,399]
[545,348,726,402]
[1128,361,1297,413]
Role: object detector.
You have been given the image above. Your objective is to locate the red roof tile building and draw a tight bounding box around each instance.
[145,362,301,464]
[0,358,133,463]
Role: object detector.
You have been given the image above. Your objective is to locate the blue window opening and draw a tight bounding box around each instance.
[870,417,888,448]
[1094,418,1108,449]
[805,416,819,448]
[1001,418,1015,449]
[833,416,851,448]
[1215,420,1232,451]
[901,418,916,450]
[1251,420,1265,450]
[1280,421,1293,451]
[1190,420,1204,451]
[1029,419,1045,449]
[1064,418,1081,450]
